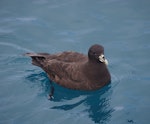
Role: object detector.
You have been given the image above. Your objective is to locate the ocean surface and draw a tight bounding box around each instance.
[0,0,150,124]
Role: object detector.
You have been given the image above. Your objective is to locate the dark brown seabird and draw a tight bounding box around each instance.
[25,44,111,96]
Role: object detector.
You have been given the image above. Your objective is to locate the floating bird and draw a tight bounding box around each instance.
[25,44,111,98]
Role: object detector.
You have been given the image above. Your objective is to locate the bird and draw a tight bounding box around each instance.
[25,44,111,98]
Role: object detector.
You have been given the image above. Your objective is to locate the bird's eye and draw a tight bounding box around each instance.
[93,52,96,55]
[102,54,105,58]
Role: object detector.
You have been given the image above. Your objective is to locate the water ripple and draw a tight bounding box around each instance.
[0,42,33,52]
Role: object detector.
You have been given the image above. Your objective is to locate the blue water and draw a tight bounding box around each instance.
[0,0,150,124]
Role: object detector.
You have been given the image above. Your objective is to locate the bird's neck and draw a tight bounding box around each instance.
[85,60,106,74]
[83,60,111,85]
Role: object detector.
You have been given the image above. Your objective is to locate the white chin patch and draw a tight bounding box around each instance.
[99,54,108,65]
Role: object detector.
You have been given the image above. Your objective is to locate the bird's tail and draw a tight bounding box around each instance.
[25,53,47,67]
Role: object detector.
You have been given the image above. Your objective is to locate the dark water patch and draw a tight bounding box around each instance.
[25,70,50,94]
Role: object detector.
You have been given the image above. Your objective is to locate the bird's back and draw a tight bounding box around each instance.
[25,52,89,89]
[25,51,87,66]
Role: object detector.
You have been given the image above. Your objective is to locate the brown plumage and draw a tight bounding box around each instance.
[25,44,111,90]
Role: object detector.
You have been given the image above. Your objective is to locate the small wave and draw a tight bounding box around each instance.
[114,106,124,111]
[33,0,74,9]
[15,17,37,22]
[110,73,121,88]
[0,29,13,34]
[0,17,37,23]
[0,42,34,52]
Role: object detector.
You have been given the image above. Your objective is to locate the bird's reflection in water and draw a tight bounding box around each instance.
[52,84,113,124]
[26,71,113,124]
